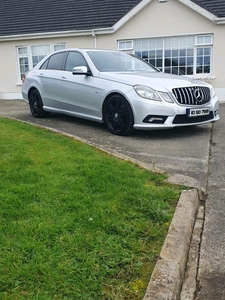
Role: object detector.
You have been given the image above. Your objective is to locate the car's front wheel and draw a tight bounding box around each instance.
[29,89,50,118]
[104,95,134,135]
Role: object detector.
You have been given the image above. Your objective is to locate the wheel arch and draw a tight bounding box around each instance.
[102,92,135,135]
[102,92,134,122]
[28,86,41,102]
[28,87,50,118]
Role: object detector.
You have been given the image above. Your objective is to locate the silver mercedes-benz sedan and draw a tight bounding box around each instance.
[22,49,220,135]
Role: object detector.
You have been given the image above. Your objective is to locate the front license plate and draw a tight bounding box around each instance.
[187,107,210,117]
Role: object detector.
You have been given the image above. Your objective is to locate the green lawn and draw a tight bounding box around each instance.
[0,117,182,299]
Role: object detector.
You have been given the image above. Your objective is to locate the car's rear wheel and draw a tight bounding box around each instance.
[29,89,50,118]
[104,95,134,135]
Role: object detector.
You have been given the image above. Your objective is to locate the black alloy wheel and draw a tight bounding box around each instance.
[29,89,49,118]
[104,95,134,135]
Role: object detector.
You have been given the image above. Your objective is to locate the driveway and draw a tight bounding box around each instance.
[0,99,212,188]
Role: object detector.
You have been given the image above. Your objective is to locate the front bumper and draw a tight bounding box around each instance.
[126,90,220,130]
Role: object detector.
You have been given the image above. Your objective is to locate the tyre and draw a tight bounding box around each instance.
[29,89,50,118]
[104,95,134,135]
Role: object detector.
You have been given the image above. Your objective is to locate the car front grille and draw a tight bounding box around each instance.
[172,86,211,106]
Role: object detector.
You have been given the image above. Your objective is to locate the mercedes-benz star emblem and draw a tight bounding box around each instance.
[194,88,203,102]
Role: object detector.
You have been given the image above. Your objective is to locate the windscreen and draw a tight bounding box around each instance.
[87,51,159,73]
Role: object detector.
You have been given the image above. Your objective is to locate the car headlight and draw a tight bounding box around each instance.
[134,85,162,101]
[158,92,175,103]
[210,87,216,99]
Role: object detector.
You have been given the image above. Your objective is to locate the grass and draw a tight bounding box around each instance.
[0,117,183,299]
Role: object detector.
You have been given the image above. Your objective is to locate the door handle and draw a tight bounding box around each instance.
[61,76,67,81]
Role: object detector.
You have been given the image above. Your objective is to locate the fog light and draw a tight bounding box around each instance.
[143,115,168,124]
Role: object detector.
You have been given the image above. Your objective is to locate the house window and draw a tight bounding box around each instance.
[163,36,195,75]
[18,47,30,82]
[17,43,66,81]
[118,40,133,51]
[134,35,213,76]
[196,47,211,74]
[135,38,163,70]
[31,45,50,68]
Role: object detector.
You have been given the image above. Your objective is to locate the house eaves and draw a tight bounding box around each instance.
[0,29,100,42]
[0,0,152,42]
[180,0,225,24]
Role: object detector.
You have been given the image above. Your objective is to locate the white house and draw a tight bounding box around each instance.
[1,0,225,101]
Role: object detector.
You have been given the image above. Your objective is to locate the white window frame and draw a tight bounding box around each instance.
[196,34,213,46]
[131,34,213,77]
[16,43,66,84]
[194,35,213,78]
[118,40,134,51]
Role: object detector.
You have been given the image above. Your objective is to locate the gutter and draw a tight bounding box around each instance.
[0,29,100,42]
[214,18,225,25]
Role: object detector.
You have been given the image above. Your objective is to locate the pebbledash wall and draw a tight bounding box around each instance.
[1,0,225,101]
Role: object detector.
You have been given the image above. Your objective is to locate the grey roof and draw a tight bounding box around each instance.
[191,0,225,18]
[0,0,225,38]
[0,0,142,36]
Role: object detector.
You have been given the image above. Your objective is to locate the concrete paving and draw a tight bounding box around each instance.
[194,104,225,300]
[180,104,225,300]
[0,100,224,299]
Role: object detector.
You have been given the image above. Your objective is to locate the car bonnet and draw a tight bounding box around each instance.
[99,71,209,93]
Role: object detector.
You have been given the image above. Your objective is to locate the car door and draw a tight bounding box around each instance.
[38,51,67,109]
[58,51,102,118]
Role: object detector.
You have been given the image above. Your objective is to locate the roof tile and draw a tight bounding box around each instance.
[0,0,142,36]
[191,0,225,18]
[1,0,225,37]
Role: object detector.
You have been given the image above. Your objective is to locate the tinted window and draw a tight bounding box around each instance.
[47,52,67,70]
[65,52,87,71]
[40,59,49,69]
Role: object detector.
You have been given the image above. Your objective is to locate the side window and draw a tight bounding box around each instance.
[40,59,49,70]
[47,52,67,70]
[65,52,87,71]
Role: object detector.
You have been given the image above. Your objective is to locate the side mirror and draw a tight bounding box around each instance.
[72,66,91,76]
